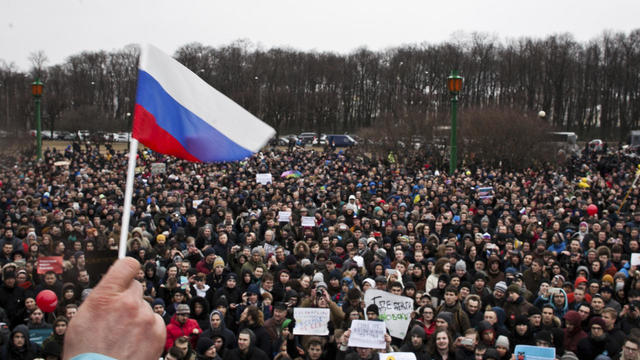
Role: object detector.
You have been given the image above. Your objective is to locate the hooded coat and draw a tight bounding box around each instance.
[222,329,269,360]
[201,310,237,349]
[398,326,430,360]
[563,310,587,353]
[190,296,212,331]
[0,324,40,360]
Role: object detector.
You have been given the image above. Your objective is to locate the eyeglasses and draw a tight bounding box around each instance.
[591,326,603,331]
[625,346,639,352]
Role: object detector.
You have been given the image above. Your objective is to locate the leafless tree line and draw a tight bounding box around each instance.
[1,30,639,141]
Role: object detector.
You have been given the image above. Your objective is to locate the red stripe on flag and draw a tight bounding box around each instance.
[132,104,202,162]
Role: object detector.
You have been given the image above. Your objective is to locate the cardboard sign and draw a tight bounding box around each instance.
[256,173,273,185]
[632,253,640,266]
[37,256,63,274]
[151,162,166,175]
[85,250,118,283]
[301,216,315,227]
[292,307,330,336]
[513,345,555,360]
[278,211,291,223]
[364,289,413,339]
[379,353,417,360]
[348,320,386,349]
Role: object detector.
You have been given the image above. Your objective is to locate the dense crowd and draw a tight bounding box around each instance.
[1,140,640,360]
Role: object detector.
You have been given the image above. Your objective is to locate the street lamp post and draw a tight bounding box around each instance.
[31,79,44,160]
[448,70,462,175]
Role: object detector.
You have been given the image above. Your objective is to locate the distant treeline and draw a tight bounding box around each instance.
[1,30,639,140]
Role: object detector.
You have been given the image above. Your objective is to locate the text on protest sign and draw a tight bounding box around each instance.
[364,289,413,339]
[513,345,555,360]
[301,216,316,227]
[379,353,417,360]
[256,173,273,185]
[293,307,330,336]
[37,256,63,274]
[278,211,291,223]
[348,320,386,349]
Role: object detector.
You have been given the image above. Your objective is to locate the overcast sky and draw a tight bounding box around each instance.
[2,0,639,71]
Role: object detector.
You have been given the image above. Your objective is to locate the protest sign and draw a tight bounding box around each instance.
[379,353,417,360]
[292,308,330,336]
[301,216,315,227]
[256,173,273,185]
[192,199,204,208]
[278,211,291,223]
[477,186,494,199]
[29,328,53,345]
[364,289,413,339]
[348,320,386,349]
[513,345,555,360]
[632,253,640,266]
[37,256,63,274]
[151,162,166,175]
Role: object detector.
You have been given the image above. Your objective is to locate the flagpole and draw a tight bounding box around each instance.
[119,138,139,259]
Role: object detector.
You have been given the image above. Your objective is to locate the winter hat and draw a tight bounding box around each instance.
[563,310,582,326]
[312,272,325,283]
[366,304,379,316]
[286,254,297,266]
[589,317,606,329]
[455,260,467,272]
[528,307,541,316]
[507,284,522,295]
[495,335,509,349]
[505,267,518,275]
[376,248,387,258]
[152,298,165,308]
[515,314,529,326]
[483,348,500,360]
[601,274,614,286]
[196,337,215,355]
[176,304,190,315]
[362,278,375,288]
[535,330,553,345]
[203,248,216,257]
[213,257,225,268]
[300,258,311,268]
[574,275,589,288]
[436,312,453,324]
[494,281,507,293]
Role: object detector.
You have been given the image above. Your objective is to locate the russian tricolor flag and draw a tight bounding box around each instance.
[132,44,275,162]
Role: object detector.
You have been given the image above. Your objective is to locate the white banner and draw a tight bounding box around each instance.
[151,162,166,175]
[301,216,315,227]
[278,211,291,223]
[348,320,386,349]
[379,353,417,360]
[293,307,330,336]
[364,289,413,339]
[256,173,273,185]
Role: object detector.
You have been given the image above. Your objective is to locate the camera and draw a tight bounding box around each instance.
[316,289,324,298]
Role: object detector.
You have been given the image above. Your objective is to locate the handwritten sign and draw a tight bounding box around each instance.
[151,162,166,175]
[301,216,316,227]
[37,256,63,274]
[364,289,413,339]
[632,253,640,266]
[379,353,417,360]
[348,320,386,349]
[477,186,494,199]
[278,211,291,223]
[513,345,555,360]
[293,307,330,336]
[256,173,273,185]
[192,199,204,209]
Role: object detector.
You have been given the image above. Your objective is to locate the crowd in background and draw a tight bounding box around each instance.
[1,141,640,360]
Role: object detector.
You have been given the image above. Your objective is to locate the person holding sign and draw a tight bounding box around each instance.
[337,329,392,360]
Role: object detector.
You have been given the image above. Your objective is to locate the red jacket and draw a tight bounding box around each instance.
[165,315,202,351]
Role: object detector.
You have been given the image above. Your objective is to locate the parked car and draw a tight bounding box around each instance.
[298,132,318,145]
[588,139,605,152]
[326,134,357,147]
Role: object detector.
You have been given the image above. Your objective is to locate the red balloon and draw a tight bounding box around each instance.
[36,290,58,313]
[587,204,598,216]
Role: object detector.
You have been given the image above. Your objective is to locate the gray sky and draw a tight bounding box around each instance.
[2,0,639,71]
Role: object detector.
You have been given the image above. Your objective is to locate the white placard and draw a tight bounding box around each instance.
[256,173,272,185]
[292,308,330,336]
[379,353,417,360]
[632,253,640,266]
[151,162,166,175]
[353,255,364,268]
[278,211,291,223]
[192,200,203,209]
[348,320,386,349]
[301,216,315,227]
[364,289,413,339]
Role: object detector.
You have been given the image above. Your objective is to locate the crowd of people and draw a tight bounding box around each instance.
[0,140,640,360]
